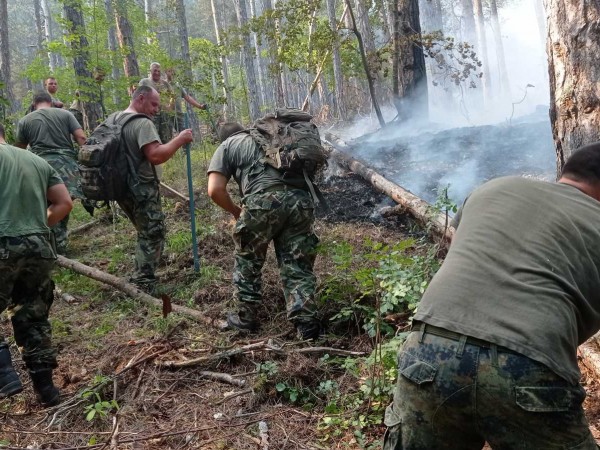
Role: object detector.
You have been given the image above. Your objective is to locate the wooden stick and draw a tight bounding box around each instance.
[56,256,226,328]
[159,181,190,203]
[259,421,269,450]
[324,133,455,245]
[68,219,100,236]
[198,371,246,387]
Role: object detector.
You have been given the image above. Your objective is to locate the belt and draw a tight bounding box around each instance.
[259,184,304,194]
[411,321,502,350]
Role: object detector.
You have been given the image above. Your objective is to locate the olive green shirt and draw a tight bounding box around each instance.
[16,107,81,158]
[139,77,174,111]
[0,143,62,237]
[207,132,291,196]
[118,112,161,183]
[415,176,600,384]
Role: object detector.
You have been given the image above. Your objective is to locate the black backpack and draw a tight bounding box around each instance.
[248,108,328,205]
[78,112,147,201]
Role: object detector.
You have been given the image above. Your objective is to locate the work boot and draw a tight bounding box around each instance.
[226,305,259,332]
[29,369,60,407]
[0,343,23,398]
[295,320,321,341]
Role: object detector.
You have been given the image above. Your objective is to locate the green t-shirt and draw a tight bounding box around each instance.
[415,176,600,384]
[207,132,291,196]
[0,143,63,237]
[139,77,174,111]
[118,113,161,183]
[16,107,81,157]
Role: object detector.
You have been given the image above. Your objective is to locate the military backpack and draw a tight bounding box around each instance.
[78,112,147,201]
[248,108,328,205]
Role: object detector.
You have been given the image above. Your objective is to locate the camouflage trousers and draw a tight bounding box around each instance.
[232,188,319,324]
[0,234,57,371]
[37,150,83,255]
[117,179,165,290]
[153,111,174,144]
[383,324,599,450]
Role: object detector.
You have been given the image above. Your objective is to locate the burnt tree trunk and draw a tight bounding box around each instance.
[113,0,140,87]
[395,0,428,120]
[544,0,600,173]
[327,0,346,119]
[0,0,15,113]
[63,0,103,129]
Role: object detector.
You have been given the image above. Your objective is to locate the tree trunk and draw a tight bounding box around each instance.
[533,0,546,47]
[376,0,391,42]
[33,0,46,63]
[544,0,600,173]
[234,0,260,120]
[395,0,428,120]
[170,0,192,80]
[112,0,140,86]
[63,0,104,129]
[473,0,491,100]
[211,0,235,119]
[268,0,286,107]
[105,0,121,106]
[0,0,15,112]
[489,0,510,98]
[327,0,346,119]
[249,0,268,108]
[144,0,152,45]
[41,0,58,71]
[345,0,385,127]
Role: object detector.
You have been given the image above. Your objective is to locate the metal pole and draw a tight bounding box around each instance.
[184,112,200,272]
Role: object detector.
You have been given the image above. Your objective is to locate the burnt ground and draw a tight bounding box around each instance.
[1,165,600,449]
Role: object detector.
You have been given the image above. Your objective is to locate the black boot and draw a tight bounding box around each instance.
[226,305,259,332]
[29,369,60,407]
[0,343,23,398]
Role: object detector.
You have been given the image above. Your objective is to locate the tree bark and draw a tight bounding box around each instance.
[544,0,600,172]
[249,0,268,108]
[113,0,140,87]
[170,0,193,81]
[105,0,122,105]
[345,0,385,127]
[0,0,15,112]
[63,0,104,129]
[327,0,346,119]
[234,0,261,120]
[489,0,510,98]
[473,0,491,100]
[56,256,221,327]
[144,0,153,45]
[41,0,58,71]
[394,0,428,121]
[211,0,235,119]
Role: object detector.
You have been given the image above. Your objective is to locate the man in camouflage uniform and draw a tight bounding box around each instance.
[16,91,86,255]
[116,85,193,294]
[44,77,64,108]
[164,67,207,133]
[383,143,600,449]
[0,123,73,407]
[139,62,177,144]
[207,123,320,340]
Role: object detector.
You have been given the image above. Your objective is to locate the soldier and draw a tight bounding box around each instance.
[139,62,206,142]
[44,77,64,108]
[0,123,73,407]
[15,91,86,255]
[116,85,193,294]
[164,67,207,133]
[207,123,321,340]
[383,143,600,450]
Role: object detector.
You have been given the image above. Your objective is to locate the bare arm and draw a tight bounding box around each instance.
[46,183,73,227]
[73,128,86,146]
[183,93,206,110]
[142,129,194,165]
[207,172,242,219]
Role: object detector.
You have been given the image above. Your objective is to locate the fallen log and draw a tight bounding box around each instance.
[56,255,225,328]
[160,181,190,203]
[68,219,100,236]
[324,133,454,245]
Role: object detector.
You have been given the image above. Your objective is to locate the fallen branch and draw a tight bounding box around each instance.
[56,256,226,328]
[68,219,100,236]
[158,341,366,369]
[198,371,246,387]
[259,421,269,450]
[324,133,454,245]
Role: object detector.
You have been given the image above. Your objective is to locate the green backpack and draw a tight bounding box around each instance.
[248,108,328,204]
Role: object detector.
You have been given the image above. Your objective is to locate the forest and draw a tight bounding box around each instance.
[2,0,600,449]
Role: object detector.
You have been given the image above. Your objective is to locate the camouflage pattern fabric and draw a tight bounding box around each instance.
[38,151,82,254]
[383,329,599,450]
[117,178,165,292]
[152,111,173,144]
[232,188,318,324]
[0,235,58,371]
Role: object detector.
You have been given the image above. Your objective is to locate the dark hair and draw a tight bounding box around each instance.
[0,123,4,138]
[33,91,53,105]
[561,142,600,184]
[218,122,245,142]
[132,85,154,100]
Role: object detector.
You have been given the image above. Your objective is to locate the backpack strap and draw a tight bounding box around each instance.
[113,112,156,184]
